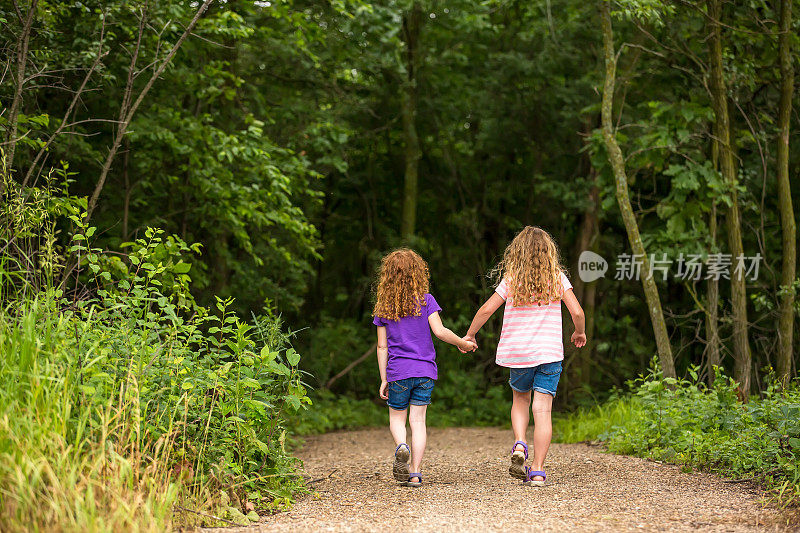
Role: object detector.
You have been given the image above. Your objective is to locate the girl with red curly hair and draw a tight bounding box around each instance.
[372,248,476,487]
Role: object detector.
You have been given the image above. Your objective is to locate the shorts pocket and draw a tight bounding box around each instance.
[390,381,408,392]
[419,378,434,390]
[539,362,563,375]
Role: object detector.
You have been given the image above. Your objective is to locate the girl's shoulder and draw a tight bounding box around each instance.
[423,293,442,314]
[559,270,572,290]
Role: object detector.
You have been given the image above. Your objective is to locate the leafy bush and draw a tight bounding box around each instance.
[557,367,800,507]
[0,175,310,531]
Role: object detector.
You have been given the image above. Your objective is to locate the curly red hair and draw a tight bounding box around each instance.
[373,248,430,321]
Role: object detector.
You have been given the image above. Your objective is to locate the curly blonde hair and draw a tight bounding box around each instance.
[373,248,430,321]
[492,226,566,306]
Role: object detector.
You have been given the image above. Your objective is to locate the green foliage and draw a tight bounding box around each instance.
[292,369,510,435]
[558,368,800,507]
[0,176,310,530]
[4,1,800,506]
[292,390,385,435]
[554,391,639,443]
[1,0,322,314]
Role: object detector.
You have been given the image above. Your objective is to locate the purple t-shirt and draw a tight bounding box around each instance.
[372,293,442,382]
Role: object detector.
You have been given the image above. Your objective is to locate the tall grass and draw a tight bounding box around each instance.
[554,392,640,443]
[0,170,310,531]
[0,296,178,531]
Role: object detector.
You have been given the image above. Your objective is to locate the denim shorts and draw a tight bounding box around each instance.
[387,377,435,410]
[508,361,563,397]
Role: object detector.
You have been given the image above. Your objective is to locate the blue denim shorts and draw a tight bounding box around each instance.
[508,361,563,397]
[387,377,435,410]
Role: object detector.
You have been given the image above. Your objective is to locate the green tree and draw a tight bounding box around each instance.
[599,0,676,378]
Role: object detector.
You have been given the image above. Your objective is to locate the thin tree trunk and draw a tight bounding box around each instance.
[706,0,751,397]
[4,0,39,175]
[705,203,721,384]
[776,0,796,384]
[121,138,131,241]
[570,127,599,381]
[578,183,599,379]
[599,1,676,378]
[571,177,598,302]
[21,20,107,189]
[325,342,378,390]
[399,3,422,241]
[86,0,214,219]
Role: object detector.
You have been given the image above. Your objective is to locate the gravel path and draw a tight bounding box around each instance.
[218,427,789,532]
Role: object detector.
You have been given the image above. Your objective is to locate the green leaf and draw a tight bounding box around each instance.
[173,262,191,274]
[240,377,261,389]
[286,349,300,366]
[261,347,278,363]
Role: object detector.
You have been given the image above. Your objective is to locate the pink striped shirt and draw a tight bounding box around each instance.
[495,272,572,368]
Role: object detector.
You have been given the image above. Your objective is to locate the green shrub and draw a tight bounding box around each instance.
[0,178,310,531]
[557,367,800,507]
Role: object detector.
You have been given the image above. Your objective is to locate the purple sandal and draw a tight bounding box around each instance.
[406,473,422,488]
[509,441,528,480]
[393,443,410,482]
[524,468,546,487]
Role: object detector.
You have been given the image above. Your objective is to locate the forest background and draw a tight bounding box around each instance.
[2,0,800,529]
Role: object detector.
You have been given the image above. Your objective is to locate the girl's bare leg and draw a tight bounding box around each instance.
[389,407,408,446]
[530,391,553,480]
[408,404,428,481]
[511,389,531,451]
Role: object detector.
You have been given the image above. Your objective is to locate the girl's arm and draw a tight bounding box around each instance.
[465,293,505,345]
[376,326,389,399]
[562,288,587,347]
[428,312,477,352]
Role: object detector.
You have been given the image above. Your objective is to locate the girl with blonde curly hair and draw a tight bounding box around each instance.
[372,248,476,487]
[464,227,586,486]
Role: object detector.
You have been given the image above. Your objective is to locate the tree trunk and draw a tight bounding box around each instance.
[705,203,721,384]
[570,141,600,380]
[86,0,215,219]
[399,3,422,241]
[706,0,752,397]
[122,138,131,241]
[599,1,676,378]
[4,0,39,175]
[776,0,796,384]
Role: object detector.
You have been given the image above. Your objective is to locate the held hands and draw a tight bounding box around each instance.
[571,331,587,348]
[458,334,478,354]
[379,380,388,400]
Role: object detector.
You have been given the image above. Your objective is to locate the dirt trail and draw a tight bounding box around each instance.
[221,427,788,532]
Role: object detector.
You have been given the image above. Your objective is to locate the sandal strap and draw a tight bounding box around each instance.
[395,443,409,454]
[408,473,422,481]
[512,440,528,459]
[527,469,546,481]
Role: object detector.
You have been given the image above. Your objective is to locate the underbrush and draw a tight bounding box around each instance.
[557,367,800,508]
[0,173,310,531]
[293,370,510,435]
